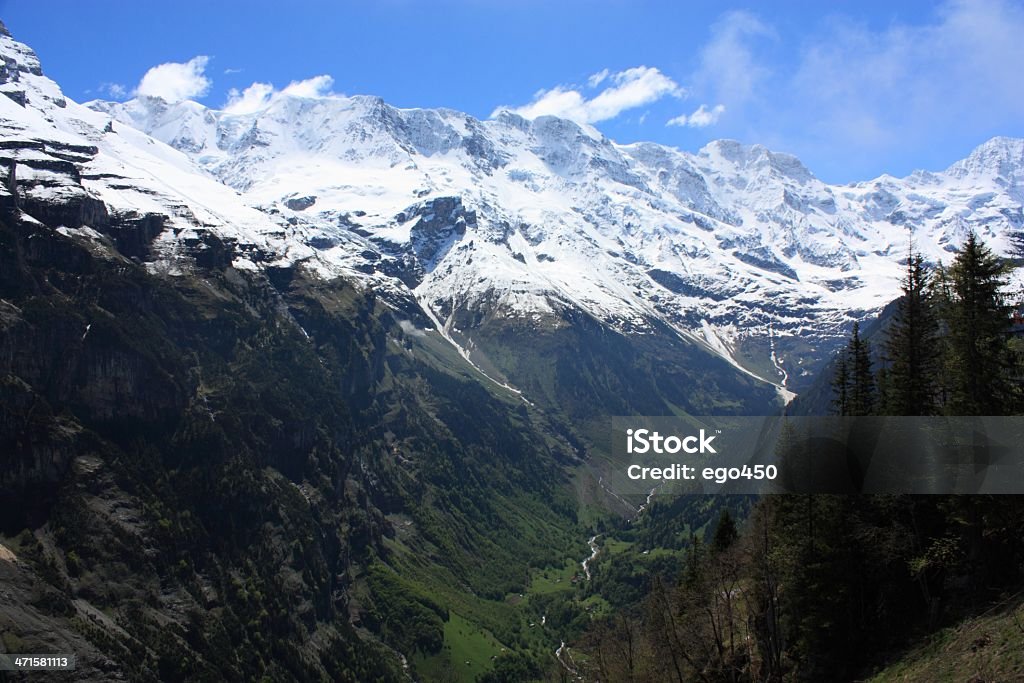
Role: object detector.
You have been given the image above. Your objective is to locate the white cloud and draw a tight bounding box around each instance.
[587,68,610,88]
[134,56,211,102]
[222,75,337,115]
[223,82,275,114]
[98,82,127,99]
[280,75,335,98]
[790,0,1024,150]
[667,103,726,128]
[694,11,775,108]
[492,66,683,125]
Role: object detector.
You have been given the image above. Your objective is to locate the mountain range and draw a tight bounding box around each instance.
[3,22,1022,408]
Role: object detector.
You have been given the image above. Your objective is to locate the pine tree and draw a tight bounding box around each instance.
[930,263,957,409]
[944,232,1015,415]
[848,322,876,416]
[831,353,850,416]
[681,532,702,587]
[712,508,738,553]
[881,250,941,415]
[830,322,875,416]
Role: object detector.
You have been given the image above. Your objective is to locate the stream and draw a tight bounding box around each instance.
[554,536,602,678]
[581,534,601,581]
[555,484,660,675]
[555,640,581,679]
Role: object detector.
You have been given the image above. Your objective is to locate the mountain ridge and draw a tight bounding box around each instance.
[88,87,1024,395]
[3,19,1023,400]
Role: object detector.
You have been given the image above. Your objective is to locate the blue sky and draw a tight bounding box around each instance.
[3,0,1024,182]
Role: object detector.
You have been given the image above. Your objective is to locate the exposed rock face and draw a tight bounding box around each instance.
[408,196,474,265]
[0,194,595,679]
[284,194,316,211]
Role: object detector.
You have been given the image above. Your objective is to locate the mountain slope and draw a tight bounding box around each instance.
[0,21,588,680]
[867,593,1024,682]
[0,195,594,679]
[0,19,786,418]
[89,89,1024,397]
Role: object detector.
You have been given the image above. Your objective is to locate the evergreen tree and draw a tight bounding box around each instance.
[944,232,1016,415]
[848,322,876,416]
[712,508,738,552]
[930,263,958,409]
[830,353,850,416]
[831,322,875,416]
[881,250,941,415]
[682,532,702,587]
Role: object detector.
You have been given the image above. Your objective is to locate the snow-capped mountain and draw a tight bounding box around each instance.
[87,93,1024,396]
[0,24,414,299]
[3,21,1021,401]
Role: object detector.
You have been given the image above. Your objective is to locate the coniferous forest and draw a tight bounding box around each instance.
[566,233,1024,681]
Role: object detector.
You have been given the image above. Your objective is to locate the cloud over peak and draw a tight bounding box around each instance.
[668,103,726,128]
[130,55,337,113]
[493,66,683,125]
[135,56,211,102]
[222,75,337,114]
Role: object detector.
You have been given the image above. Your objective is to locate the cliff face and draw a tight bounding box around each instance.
[0,202,381,678]
[0,184,577,679]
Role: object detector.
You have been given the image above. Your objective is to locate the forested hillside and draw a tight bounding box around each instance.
[561,233,1024,681]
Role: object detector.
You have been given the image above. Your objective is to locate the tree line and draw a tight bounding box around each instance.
[569,232,1024,682]
[833,231,1022,417]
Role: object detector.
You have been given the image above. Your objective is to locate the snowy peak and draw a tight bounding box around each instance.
[0,20,67,113]
[94,91,622,183]
[88,97,220,155]
[0,24,358,289]
[698,139,816,185]
[0,19,42,79]
[946,136,1024,184]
